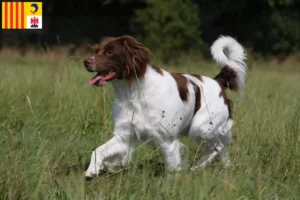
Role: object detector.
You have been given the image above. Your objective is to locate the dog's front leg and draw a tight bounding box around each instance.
[85,134,136,178]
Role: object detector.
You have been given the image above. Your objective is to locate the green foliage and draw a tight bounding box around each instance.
[132,0,202,61]
[251,0,300,57]
[196,0,300,59]
[90,0,300,59]
[266,0,295,7]
[268,11,300,55]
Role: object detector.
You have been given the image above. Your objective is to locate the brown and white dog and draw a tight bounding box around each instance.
[83,35,247,178]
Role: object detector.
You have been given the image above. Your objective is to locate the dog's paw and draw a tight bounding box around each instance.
[84,161,103,179]
[84,169,98,179]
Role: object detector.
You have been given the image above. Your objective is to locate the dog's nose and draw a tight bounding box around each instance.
[83,58,94,67]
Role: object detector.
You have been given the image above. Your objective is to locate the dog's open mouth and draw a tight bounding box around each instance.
[89,71,117,86]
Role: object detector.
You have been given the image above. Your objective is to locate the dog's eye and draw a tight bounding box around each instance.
[105,51,113,56]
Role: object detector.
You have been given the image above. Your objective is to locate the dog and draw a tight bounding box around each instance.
[83,35,247,178]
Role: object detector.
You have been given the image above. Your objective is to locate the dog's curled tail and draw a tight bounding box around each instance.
[211,36,247,96]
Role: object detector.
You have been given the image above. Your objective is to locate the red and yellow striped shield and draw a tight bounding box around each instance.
[2,2,42,29]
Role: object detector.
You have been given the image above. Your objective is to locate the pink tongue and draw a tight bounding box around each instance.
[88,72,117,86]
[89,76,104,85]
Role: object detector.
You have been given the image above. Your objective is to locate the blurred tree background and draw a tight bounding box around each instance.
[1,0,299,61]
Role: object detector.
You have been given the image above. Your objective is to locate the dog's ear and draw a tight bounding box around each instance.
[120,35,151,81]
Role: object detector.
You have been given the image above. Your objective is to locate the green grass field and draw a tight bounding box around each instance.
[0,50,300,199]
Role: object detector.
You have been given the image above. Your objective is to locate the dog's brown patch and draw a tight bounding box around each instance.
[190,81,201,115]
[152,65,163,75]
[214,66,238,91]
[121,36,151,81]
[171,73,189,102]
[218,83,233,119]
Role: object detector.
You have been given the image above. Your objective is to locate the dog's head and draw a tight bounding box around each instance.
[83,35,151,86]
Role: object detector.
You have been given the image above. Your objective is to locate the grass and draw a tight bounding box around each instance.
[0,49,300,199]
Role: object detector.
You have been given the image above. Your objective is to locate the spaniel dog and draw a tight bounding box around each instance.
[83,35,247,178]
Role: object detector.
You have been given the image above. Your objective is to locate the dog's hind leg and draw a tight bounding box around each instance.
[189,114,233,171]
[190,138,224,171]
[218,119,233,168]
[217,137,232,168]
